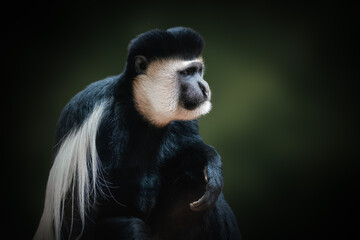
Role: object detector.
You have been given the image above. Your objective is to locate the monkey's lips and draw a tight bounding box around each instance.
[181,98,209,111]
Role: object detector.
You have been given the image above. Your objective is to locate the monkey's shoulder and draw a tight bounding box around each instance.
[55,75,119,141]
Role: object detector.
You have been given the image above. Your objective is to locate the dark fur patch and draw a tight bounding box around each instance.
[125,27,204,77]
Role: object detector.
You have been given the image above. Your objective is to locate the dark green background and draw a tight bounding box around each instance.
[3,2,359,239]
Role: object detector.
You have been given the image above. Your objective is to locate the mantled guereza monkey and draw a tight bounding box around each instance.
[34,27,241,240]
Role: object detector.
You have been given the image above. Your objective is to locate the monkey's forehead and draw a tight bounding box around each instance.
[127,27,204,62]
[146,57,204,73]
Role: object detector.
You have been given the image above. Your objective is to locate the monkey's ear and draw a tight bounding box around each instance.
[135,55,148,75]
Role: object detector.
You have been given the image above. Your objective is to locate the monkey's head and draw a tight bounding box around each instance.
[126,27,212,127]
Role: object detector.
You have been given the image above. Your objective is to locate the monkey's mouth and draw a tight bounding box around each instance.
[181,98,208,110]
[179,83,211,111]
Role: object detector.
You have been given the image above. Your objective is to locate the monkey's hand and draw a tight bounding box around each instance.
[190,163,223,211]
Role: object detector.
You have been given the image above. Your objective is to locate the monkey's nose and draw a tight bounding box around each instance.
[198,81,210,100]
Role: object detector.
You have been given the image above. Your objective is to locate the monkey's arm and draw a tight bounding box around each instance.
[189,144,224,211]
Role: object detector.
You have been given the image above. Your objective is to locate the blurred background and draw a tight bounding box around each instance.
[3,1,359,239]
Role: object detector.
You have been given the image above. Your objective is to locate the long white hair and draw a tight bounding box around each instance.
[34,102,108,240]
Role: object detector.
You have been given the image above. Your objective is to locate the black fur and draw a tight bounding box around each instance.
[125,27,204,79]
[55,27,240,239]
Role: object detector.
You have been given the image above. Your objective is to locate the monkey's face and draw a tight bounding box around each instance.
[133,57,212,127]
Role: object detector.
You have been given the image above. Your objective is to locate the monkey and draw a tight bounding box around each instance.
[34,27,241,240]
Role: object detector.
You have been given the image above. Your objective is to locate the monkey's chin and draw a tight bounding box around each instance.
[176,100,212,121]
[141,101,212,127]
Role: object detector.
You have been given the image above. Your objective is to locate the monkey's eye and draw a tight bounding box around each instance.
[180,67,198,78]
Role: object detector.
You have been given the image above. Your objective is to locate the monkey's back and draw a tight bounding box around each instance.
[54,75,120,145]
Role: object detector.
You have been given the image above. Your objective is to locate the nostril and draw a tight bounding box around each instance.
[198,81,208,98]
